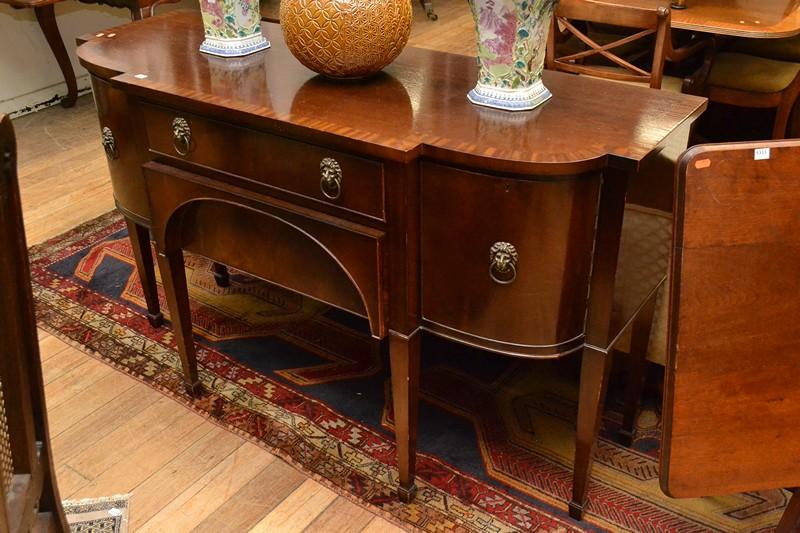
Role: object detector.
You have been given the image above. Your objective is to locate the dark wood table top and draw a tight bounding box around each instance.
[626,0,800,38]
[77,10,706,176]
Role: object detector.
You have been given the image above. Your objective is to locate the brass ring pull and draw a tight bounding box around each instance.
[101,126,118,160]
[172,117,192,156]
[320,157,342,200]
[489,242,518,285]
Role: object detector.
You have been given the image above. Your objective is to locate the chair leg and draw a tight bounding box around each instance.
[773,91,798,140]
[570,345,614,520]
[211,262,230,288]
[33,4,77,108]
[156,249,201,397]
[389,331,421,503]
[419,0,437,20]
[125,218,163,328]
[789,98,800,139]
[777,489,800,533]
[618,296,657,447]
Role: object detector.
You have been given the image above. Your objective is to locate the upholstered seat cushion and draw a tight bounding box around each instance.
[708,52,800,93]
[729,35,800,62]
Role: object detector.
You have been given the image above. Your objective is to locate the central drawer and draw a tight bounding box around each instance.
[141,104,385,220]
[421,163,602,353]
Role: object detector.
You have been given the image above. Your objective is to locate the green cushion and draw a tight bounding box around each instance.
[730,35,800,62]
[708,52,800,93]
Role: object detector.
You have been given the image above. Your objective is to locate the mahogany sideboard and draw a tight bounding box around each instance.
[76,10,706,521]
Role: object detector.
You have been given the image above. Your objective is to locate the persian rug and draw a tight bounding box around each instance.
[32,211,789,533]
[64,494,129,533]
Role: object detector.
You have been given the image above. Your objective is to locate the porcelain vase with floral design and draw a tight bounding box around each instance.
[467,0,555,111]
[199,0,270,57]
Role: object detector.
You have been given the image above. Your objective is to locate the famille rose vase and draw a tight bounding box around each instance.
[199,0,270,57]
[467,0,556,111]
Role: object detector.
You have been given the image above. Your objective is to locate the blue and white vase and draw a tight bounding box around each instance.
[467,0,556,111]
[199,0,270,57]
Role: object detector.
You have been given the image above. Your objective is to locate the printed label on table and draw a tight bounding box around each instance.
[755,148,770,160]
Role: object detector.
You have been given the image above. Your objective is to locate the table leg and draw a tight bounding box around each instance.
[777,489,800,533]
[390,331,420,502]
[125,218,163,328]
[570,346,614,520]
[570,168,628,520]
[33,4,77,108]
[156,248,202,397]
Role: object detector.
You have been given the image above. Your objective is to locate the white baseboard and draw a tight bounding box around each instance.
[1,73,93,118]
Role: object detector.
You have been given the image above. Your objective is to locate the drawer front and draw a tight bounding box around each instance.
[144,164,385,337]
[92,76,151,222]
[421,163,601,351]
[142,104,385,220]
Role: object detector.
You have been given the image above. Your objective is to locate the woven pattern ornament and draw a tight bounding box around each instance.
[280,0,413,78]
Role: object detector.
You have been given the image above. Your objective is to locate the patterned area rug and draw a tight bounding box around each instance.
[64,494,129,533]
[32,211,789,533]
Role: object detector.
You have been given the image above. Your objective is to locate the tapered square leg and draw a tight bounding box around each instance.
[570,345,614,520]
[156,249,201,397]
[389,331,421,503]
[777,489,800,533]
[125,218,163,327]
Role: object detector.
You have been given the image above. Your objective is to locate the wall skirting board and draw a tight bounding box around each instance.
[0,0,195,117]
[3,75,92,118]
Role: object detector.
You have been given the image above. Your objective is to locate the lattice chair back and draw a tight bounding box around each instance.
[546,0,671,89]
[0,114,68,532]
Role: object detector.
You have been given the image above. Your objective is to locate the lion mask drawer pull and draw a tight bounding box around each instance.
[320,157,342,200]
[172,117,193,156]
[101,126,118,160]
[489,241,518,285]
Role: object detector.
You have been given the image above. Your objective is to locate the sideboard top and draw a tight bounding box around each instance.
[77,10,707,175]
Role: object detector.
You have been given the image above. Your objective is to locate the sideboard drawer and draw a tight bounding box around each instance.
[141,105,385,220]
[421,163,601,353]
[92,76,151,222]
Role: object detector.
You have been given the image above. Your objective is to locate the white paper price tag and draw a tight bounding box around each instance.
[754,148,771,160]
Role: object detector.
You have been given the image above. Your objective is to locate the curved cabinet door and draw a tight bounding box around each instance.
[91,75,151,224]
[421,163,601,357]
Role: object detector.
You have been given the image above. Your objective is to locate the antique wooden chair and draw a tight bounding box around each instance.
[659,139,800,532]
[546,0,674,89]
[0,114,68,531]
[728,34,800,63]
[687,47,800,139]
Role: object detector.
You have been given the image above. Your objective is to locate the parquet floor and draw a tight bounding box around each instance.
[15,1,476,530]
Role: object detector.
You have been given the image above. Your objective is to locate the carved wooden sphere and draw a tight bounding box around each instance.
[280,0,413,79]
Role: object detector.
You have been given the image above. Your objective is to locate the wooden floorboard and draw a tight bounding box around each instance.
[14,1,477,529]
